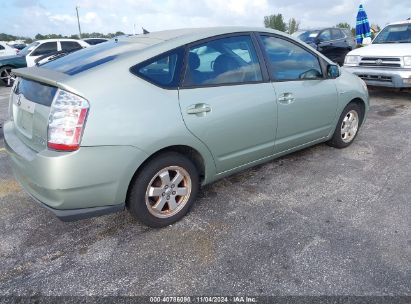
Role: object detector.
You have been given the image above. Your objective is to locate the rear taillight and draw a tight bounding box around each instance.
[48,89,89,151]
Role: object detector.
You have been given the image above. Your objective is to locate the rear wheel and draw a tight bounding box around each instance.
[0,66,15,87]
[327,103,362,149]
[127,152,199,228]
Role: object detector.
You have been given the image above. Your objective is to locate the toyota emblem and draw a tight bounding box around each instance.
[375,59,383,65]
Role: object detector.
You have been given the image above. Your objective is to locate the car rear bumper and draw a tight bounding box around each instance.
[4,120,149,221]
[343,66,411,88]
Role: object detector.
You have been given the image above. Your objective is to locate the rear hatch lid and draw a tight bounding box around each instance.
[10,77,56,152]
[11,68,68,152]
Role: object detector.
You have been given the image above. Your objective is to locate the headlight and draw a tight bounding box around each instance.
[344,55,361,66]
[404,56,411,67]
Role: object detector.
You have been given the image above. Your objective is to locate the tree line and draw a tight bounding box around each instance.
[1,16,383,43]
[34,31,125,40]
[0,31,126,43]
[0,33,33,43]
[264,13,381,37]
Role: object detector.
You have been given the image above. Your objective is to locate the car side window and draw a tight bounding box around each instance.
[0,45,4,50]
[183,35,263,87]
[31,42,58,56]
[319,30,331,42]
[86,39,106,45]
[61,41,82,52]
[261,36,323,81]
[332,29,344,40]
[131,48,184,88]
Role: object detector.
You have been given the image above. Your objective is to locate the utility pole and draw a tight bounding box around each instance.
[76,6,82,39]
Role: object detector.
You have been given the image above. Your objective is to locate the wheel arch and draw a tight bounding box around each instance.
[125,145,207,205]
[329,96,367,140]
[349,97,366,125]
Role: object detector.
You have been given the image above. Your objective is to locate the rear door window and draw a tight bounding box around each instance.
[183,35,263,87]
[130,48,184,88]
[31,42,58,56]
[85,39,107,45]
[319,30,331,42]
[332,29,344,40]
[61,41,82,52]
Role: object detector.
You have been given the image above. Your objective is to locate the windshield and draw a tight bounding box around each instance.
[18,42,40,56]
[294,30,320,43]
[373,24,411,44]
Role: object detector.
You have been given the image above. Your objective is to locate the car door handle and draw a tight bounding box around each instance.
[278,93,295,104]
[186,103,212,115]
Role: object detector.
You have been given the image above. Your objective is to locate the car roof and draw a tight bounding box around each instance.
[83,38,108,40]
[0,41,13,47]
[120,26,283,44]
[387,19,411,26]
[34,38,84,43]
[298,27,347,32]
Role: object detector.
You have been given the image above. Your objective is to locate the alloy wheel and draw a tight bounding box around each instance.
[341,110,359,143]
[145,166,192,219]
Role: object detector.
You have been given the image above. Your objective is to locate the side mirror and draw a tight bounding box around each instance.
[327,64,340,78]
[314,37,321,45]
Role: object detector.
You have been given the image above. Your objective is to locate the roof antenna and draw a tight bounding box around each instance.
[142,27,150,34]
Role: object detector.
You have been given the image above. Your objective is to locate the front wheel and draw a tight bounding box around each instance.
[0,66,15,87]
[327,103,362,149]
[127,152,199,228]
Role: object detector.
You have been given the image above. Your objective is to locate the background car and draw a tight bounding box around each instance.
[18,38,89,66]
[0,55,26,86]
[8,43,27,51]
[0,41,18,57]
[35,46,84,66]
[82,38,109,45]
[344,19,411,88]
[0,38,89,86]
[293,27,356,65]
[5,27,369,228]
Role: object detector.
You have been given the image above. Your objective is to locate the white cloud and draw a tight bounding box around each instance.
[49,14,76,24]
[2,0,411,37]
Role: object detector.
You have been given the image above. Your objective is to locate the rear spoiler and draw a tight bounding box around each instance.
[12,67,69,88]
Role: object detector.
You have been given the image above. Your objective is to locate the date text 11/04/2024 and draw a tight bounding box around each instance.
[149,296,257,303]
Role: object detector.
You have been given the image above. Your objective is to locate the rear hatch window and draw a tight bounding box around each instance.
[42,40,120,75]
[41,37,157,76]
[11,78,57,151]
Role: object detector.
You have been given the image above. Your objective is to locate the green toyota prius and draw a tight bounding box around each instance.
[4,27,369,227]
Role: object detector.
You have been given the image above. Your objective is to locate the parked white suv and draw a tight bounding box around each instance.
[0,42,18,57]
[344,20,411,88]
[18,39,89,67]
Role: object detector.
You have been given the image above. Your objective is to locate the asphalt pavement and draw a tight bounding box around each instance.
[0,84,410,296]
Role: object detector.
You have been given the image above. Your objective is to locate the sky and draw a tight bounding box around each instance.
[1,0,410,37]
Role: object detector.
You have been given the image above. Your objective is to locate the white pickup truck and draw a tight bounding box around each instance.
[344,20,411,88]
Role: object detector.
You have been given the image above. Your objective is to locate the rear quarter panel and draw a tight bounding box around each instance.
[63,61,217,184]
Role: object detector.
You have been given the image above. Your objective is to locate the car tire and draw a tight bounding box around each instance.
[127,152,199,228]
[327,102,362,149]
[0,66,15,87]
